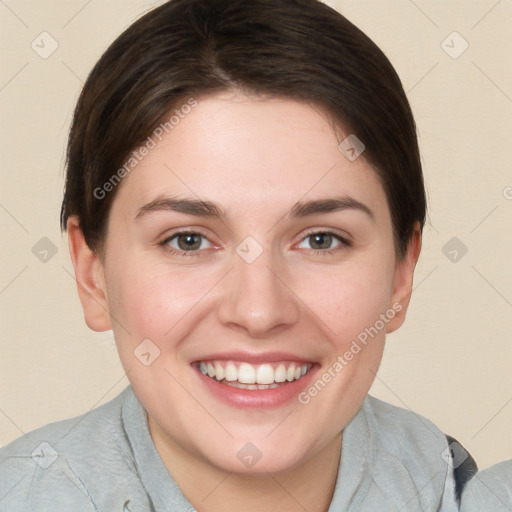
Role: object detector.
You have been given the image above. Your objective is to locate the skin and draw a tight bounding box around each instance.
[67,91,421,511]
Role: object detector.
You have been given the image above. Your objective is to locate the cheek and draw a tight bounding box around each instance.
[297,259,395,345]
[105,265,207,390]
[107,265,203,340]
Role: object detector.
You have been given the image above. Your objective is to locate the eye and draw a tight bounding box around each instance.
[160,231,213,255]
[296,231,351,254]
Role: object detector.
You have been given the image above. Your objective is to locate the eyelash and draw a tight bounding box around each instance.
[301,229,352,256]
[159,229,352,258]
[159,230,208,258]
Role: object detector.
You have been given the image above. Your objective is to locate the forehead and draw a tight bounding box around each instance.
[112,92,389,222]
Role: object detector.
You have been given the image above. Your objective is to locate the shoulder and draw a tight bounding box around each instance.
[460,460,512,511]
[0,387,135,511]
[361,395,451,481]
[363,394,449,453]
[357,395,459,511]
[1,385,131,460]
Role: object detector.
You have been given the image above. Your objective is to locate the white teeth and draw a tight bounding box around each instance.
[197,360,313,388]
[238,363,256,384]
[274,364,286,382]
[256,364,275,385]
[214,362,225,381]
[225,363,237,381]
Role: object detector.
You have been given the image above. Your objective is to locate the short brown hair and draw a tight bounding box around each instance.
[60,0,426,261]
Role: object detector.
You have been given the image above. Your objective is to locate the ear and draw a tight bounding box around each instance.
[386,221,422,334]
[67,216,112,332]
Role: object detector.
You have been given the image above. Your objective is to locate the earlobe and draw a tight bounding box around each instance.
[386,221,422,334]
[67,216,112,332]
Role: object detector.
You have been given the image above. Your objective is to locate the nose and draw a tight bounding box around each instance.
[216,246,301,338]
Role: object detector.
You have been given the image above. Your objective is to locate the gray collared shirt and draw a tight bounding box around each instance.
[0,386,458,511]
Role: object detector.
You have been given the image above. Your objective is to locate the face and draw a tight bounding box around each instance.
[72,91,419,475]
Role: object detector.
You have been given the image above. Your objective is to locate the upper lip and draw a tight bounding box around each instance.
[192,351,316,365]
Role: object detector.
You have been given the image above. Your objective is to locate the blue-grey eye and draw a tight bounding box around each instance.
[298,232,342,251]
[168,232,210,251]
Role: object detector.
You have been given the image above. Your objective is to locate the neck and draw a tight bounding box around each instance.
[149,418,342,512]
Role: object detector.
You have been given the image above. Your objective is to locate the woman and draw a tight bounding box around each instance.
[0,0,477,510]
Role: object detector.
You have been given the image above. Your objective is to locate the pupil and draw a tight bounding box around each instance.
[178,234,201,251]
[311,233,331,249]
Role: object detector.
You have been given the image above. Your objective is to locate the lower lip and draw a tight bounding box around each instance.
[193,365,318,409]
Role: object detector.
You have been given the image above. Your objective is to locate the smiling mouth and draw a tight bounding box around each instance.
[195,360,313,390]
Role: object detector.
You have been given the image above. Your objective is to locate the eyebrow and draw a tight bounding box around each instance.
[288,196,375,222]
[135,196,225,220]
[134,195,375,222]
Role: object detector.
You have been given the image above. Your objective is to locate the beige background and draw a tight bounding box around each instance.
[0,0,511,471]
